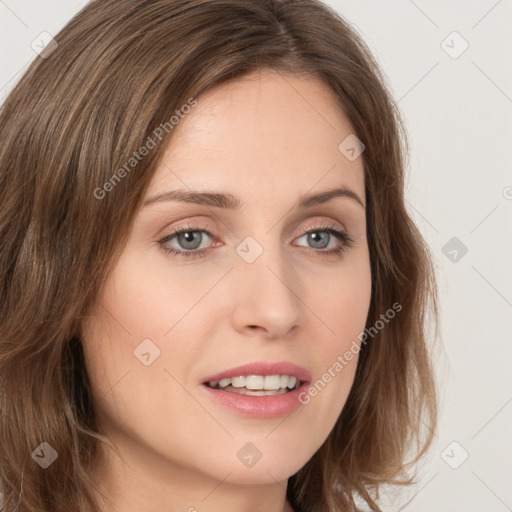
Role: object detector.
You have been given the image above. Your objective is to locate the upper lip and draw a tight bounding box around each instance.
[201,361,312,385]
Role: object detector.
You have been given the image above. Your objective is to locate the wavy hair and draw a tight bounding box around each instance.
[0,1,438,510]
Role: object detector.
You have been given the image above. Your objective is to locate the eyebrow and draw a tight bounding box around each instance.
[143,186,365,210]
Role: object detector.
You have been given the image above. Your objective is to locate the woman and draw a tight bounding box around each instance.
[0,1,438,511]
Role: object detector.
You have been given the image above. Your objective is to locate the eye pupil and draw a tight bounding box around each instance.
[178,231,202,250]
[308,231,329,249]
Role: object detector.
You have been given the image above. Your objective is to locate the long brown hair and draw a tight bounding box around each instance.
[0,1,438,510]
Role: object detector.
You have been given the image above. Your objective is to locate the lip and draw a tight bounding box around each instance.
[200,361,311,419]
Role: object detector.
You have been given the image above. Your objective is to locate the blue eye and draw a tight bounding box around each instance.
[294,224,353,254]
[157,223,353,259]
[158,226,213,258]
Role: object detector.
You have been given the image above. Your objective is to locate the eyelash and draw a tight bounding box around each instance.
[157,222,354,260]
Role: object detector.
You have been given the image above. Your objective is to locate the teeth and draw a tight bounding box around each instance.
[264,375,281,390]
[246,375,264,390]
[231,376,245,388]
[287,376,297,389]
[207,375,300,391]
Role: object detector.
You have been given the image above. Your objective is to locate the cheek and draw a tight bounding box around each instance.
[299,253,371,423]
[311,248,372,344]
[79,252,224,423]
[94,252,218,340]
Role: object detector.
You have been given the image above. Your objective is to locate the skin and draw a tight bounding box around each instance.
[81,68,371,512]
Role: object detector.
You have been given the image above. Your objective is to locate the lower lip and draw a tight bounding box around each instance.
[200,382,309,418]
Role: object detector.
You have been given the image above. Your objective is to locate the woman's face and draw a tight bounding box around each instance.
[82,69,371,498]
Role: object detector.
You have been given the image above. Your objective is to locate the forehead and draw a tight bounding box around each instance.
[149,69,364,202]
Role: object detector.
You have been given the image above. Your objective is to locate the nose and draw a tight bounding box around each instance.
[229,244,302,340]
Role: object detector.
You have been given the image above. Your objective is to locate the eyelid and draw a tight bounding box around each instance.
[157,215,348,239]
[156,219,213,239]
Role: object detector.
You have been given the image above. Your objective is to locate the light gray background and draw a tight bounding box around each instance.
[1,1,511,510]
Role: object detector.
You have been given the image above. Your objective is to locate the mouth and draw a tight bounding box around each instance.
[203,374,304,396]
[200,361,311,418]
